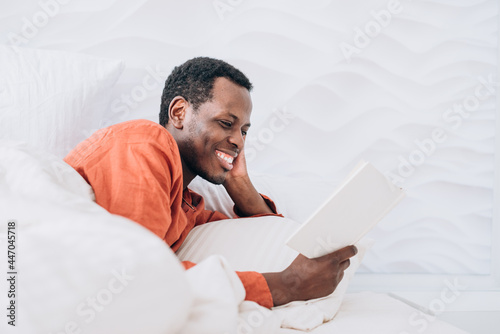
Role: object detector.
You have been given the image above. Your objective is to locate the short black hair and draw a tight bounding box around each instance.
[159,57,253,126]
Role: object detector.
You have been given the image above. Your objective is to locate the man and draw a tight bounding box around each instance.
[65,57,357,308]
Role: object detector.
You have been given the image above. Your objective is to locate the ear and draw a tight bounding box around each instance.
[168,96,188,129]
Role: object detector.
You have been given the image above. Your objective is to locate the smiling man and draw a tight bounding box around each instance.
[65,57,357,308]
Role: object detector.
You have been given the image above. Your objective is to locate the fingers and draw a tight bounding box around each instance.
[314,245,358,262]
[340,258,350,271]
[336,245,358,260]
[281,247,356,304]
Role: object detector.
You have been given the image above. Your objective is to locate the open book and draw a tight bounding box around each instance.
[286,161,405,258]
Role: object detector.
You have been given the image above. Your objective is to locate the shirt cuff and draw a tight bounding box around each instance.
[233,194,283,218]
[236,271,274,309]
[181,261,197,270]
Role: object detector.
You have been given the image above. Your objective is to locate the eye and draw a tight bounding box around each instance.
[219,120,232,128]
[241,130,248,136]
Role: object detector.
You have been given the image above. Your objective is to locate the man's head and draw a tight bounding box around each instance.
[160,57,253,185]
[159,57,253,126]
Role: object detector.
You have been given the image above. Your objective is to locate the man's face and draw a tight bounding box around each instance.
[176,77,252,184]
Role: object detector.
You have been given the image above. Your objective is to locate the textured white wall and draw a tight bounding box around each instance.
[1,0,498,277]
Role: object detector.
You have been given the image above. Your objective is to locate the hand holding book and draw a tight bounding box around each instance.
[264,161,405,306]
[262,245,358,306]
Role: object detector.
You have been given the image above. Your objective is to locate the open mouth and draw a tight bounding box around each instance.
[215,150,235,171]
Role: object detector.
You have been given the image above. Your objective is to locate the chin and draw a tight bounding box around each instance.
[199,171,226,185]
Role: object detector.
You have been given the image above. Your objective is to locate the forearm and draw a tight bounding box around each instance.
[224,175,274,216]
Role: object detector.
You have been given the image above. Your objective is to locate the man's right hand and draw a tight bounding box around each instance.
[262,245,358,307]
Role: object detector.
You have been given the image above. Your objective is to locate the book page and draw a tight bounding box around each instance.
[286,162,405,258]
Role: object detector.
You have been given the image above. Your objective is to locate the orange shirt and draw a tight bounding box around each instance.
[64,119,276,308]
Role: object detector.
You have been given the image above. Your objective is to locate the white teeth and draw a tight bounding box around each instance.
[217,152,233,164]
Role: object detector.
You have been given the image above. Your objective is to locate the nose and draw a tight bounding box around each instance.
[228,129,245,150]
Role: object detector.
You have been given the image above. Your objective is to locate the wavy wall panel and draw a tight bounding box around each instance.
[0,0,497,274]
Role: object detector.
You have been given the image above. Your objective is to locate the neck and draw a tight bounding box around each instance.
[181,158,195,190]
[166,126,195,190]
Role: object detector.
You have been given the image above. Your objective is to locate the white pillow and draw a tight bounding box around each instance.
[177,216,301,272]
[0,45,124,158]
[0,142,192,334]
[0,198,193,334]
[0,140,95,209]
[176,216,370,331]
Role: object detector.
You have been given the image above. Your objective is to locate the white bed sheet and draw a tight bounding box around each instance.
[278,292,469,334]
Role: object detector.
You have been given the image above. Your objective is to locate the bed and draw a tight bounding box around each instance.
[0,45,471,334]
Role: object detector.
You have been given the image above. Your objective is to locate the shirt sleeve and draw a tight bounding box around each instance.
[231,194,282,220]
[181,261,273,308]
[187,190,283,226]
[64,122,186,245]
[235,271,274,308]
[202,194,283,224]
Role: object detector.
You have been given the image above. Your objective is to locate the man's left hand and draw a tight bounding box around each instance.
[222,149,274,216]
[224,148,249,186]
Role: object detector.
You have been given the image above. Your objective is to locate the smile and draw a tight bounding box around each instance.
[216,150,234,163]
[215,150,235,170]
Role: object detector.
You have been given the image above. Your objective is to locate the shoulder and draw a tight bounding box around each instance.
[65,119,179,165]
[93,119,176,148]
[108,119,165,132]
[106,119,173,142]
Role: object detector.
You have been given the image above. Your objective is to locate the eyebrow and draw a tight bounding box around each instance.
[228,113,251,128]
